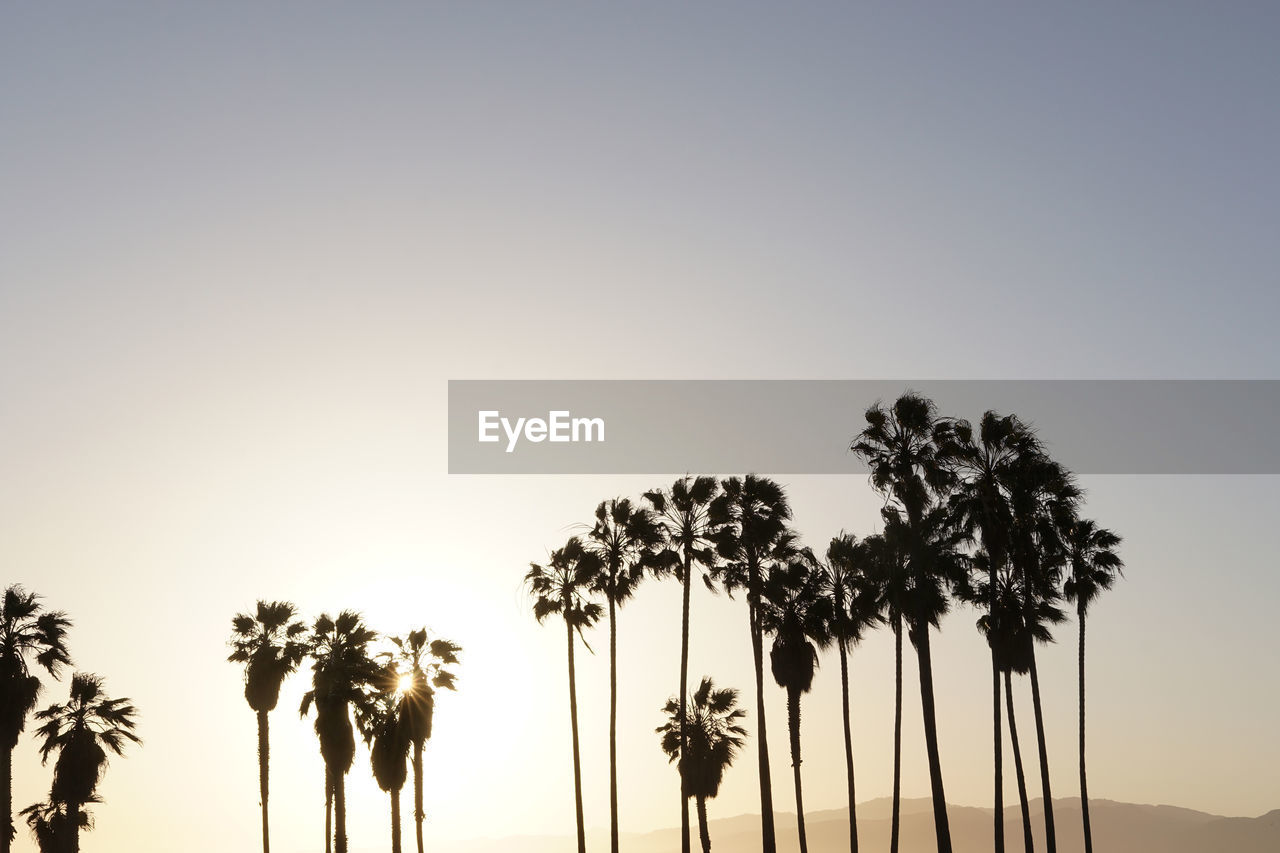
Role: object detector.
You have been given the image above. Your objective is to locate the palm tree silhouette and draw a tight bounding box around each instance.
[33,673,140,853]
[937,411,1041,853]
[644,475,719,853]
[584,496,664,853]
[356,662,412,853]
[852,392,959,853]
[387,628,461,853]
[823,533,881,853]
[300,611,379,853]
[709,475,795,853]
[1062,518,1123,853]
[19,796,95,853]
[0,586,72,853]
[657,676,748,853]
[525,536,603,853]
[228,600,308,853]
[757,553,833,853]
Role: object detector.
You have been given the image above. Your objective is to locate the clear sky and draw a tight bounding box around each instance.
[2,4,1279,852]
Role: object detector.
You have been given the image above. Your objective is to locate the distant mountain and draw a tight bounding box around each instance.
[390,797,1279,853]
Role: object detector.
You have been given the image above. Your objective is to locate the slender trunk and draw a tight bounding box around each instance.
[1078,609,1092,853]
[334,772,347,853]
[257,710,271,853]
[392,787,403,853]
[890,615,902,853]
[1006,671,1033,853]
[990,585,1004,853]
[678,548,692,853]
[913,623,953,853]
[413,741,425,853]
[696,794,711,853]
[566,616,587,853]
[787,685,809,853]
[749,602,778,853]
[1027,651,1056,853]
[325,772,333,853]
[609,592,620,853]
[2,743,11,853]
[838,641,858,853]
[67,799,81,853]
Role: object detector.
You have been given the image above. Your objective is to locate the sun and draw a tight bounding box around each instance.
[397,673,415,695]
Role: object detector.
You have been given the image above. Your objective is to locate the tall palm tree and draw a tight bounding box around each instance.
[0,586,72,853]
[757,553,833,853]
[657,676,748,853]
[823,533,881,853]
[300,611,379,853]
[644,475,720,853]
[1062,519,1123,853]
[937,411,1041,853]
[33,673,140,853]
[852,392,958,853]
[387,628,461,853]
[525,536,603,853]
[709,475,795,853]
[19,796,95,853]
[228,600,308,853]
[584,496,664,853]
[356,663,412,853]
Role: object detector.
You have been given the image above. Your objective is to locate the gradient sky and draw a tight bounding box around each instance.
[3,4,1279,852]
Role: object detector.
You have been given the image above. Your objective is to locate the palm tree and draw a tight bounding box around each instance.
[757,553,833,853]
[228,600,308,853]
[852,392,959,853]
[937,411,1041,853]
[19,797,95,853]
[356,663,412,853]
[300,611,379,853]
[823,533,881,853]
[526,536,603,853]
[33,673,140,853]
[1062,519,1123,853]
[657,677,748,853]
[584,496,664,853]
[0,586,72,853]
[644,475,719,853]
[387,628,461,853]
[709,475,795,853]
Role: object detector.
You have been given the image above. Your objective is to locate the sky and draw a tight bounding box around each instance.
[2,3,1279,851]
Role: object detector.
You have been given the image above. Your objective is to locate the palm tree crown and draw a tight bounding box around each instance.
[228,601,308,714]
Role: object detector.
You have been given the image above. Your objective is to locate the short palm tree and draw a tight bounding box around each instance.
[526,536,603,853]
[757,553,833,853]
[356,663,412,853]
[0,586,72,853]
[823,533,881,853]
[387,628,461,853]
[1062,518,1123,853]
[19,796,95,853]
[33,673,140,853]
[709,475,795,853]
[657,676,748,853]
[300,611,380,853]
[584,496,664,853]
[228,600,308,853]
[644,475,720,853]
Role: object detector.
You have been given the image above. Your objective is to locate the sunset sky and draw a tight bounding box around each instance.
[3,4,1279,852]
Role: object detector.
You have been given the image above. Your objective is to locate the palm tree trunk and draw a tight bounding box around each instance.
[912,622,953,853]
[334,772,348,853]
[325,772,333,853]
[838,640,858,853]
[678,549,693,853]
[2,743,11,853]
[787,686,809,853]
[392,787,403,853]
[1005,671,1033,853]
[696,794,711,853]
[1078,609,1092,853]
[609,593,620,853]
[749,602,778,853]
[1027,650,1056,853]
[257,709,271,853]
[890,615,902,853]
[566,616,587,853]
[990,614,1004,851]
[67,799,81,853]
[413,742,425,853]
